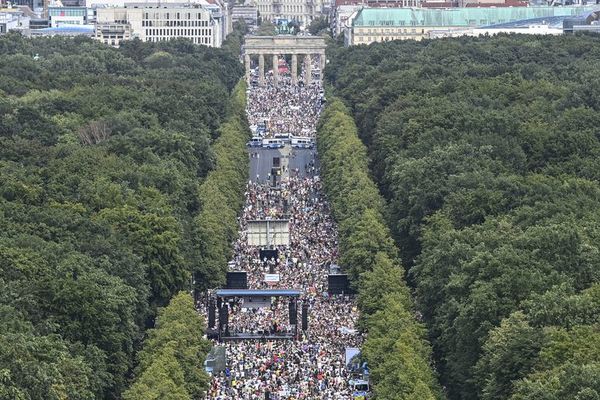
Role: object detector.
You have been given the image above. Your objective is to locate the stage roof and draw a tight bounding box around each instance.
[216,289,302,297]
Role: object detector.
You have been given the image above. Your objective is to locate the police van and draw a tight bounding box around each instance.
[349,379,370,399]
[262,138,285,149]
[274,132,292,143]
[291,137,315,149]
[247,137,263,147]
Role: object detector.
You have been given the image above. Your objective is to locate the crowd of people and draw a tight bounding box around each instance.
[247,59,325,139]
[247,83,323,138]
[205,60,363,400]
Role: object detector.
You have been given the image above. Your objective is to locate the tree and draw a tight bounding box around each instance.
[474,312,543,400]
[134,292,211,399]
[357,251,411,323]
[362,293,441,400]
[318,98,441,398]
[256,21,276,36]
[308,17,329,36]
[339,208,397,282]
[328,35,600,399]
[0,35,245,398]
[123,347,191,400]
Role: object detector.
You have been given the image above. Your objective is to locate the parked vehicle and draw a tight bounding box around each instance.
[247,137,263,147]
[349,379,370,399]
[274,132,292,143]
[291,136,315,149]
[262,138,284,149]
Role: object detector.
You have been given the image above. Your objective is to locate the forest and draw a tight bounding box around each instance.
[326,34,600,400]
[0,33,246,399]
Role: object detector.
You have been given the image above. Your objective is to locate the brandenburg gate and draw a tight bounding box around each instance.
[242,35,327,86]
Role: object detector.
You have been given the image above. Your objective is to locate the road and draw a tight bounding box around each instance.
[248,146,318,183]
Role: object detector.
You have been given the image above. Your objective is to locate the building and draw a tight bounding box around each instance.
[564,8,600,33]
[331,0,426,36]
[95,2,224,47]
[429,22,563,37]
[330,0,363,36]
[231,4,258,27]
[0,10,30,33]
[48,5,93,26]
[30,23,94,34]
[366,0,420,5]
[8,0,43,13]
[344,6,600,45]
[253,0,325,26]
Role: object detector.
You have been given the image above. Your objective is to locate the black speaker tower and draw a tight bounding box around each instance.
[208,299,216,329]
[301,303,308,331]
[289,299,297,325]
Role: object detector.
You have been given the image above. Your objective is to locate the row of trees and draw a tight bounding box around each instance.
[317,99,442,399]
[124,81,250,399]
[123,292,211,400]
[194,81,251,290]
[326,34,600,399]
[0,34,243,398]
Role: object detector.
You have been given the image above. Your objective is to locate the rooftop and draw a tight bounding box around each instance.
[352,6,600,27]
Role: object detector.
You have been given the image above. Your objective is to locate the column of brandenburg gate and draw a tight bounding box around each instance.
[242,35,327,86]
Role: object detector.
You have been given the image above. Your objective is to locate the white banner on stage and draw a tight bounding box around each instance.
[264,273,280,283]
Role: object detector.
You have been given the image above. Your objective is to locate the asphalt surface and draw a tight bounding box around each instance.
[248,146,318,183]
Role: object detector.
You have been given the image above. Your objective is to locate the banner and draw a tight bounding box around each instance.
[264,273,280,283]
[345,347,360,367]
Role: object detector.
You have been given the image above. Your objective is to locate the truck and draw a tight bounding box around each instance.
[346,347,371,399]
[348,379,370,399]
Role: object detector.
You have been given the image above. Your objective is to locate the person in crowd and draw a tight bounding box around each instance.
[205,59,361,400]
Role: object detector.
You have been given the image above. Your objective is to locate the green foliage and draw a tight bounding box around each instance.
[362,294,440,400]
[193,81,250,289]
[124,292,211,400]
[328,35,600,399]
[357,252,412,324]
[0,35,243,398]
[317,98,442,398]
[474,312,543,400]
[123,347,191,400]
[307,17,330,36]
[256,21,276,36]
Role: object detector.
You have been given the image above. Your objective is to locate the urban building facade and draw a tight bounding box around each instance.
[564,9,600,33]
[8,0,43,13]
[48,5,92,26]
[254,0,325,26]
[95,2,224,46]
[330,0,363,36]
[231,4,258,27]
[344,6,600,44]
[0,10,30,32]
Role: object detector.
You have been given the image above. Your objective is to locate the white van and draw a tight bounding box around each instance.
[247,137,263,147]
[274,132,292,143]
[291,137,315,149]
[262,138,284,149]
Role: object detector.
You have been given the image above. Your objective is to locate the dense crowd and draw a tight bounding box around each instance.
[247,59,324,139]
[205,61,362,400]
